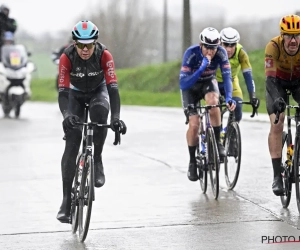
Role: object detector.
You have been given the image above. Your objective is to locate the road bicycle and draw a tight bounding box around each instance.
[219,97,259,190]
[274,91,300,214]
[185,102,226,199]
[70,103,121,242]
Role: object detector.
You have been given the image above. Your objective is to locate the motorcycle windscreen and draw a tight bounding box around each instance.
[1,44,28,70]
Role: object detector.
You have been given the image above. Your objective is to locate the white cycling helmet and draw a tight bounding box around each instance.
[220,27,240,43]
[199,27,220,47]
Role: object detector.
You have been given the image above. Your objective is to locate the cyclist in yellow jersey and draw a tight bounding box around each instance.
[216,27,259,122]
[265,14,300,196]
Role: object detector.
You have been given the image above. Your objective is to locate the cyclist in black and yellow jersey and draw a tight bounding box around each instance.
[265,14,300,196]
[216,27,259,123]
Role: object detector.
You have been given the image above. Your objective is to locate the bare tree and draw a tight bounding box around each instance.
[163,0,168,62]
[182,0,191,55]
[88,0,161,68]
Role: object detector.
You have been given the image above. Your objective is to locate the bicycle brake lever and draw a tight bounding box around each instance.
[113,130,121,145]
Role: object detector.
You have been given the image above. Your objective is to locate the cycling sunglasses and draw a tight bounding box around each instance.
[223,42,237,47]
[76,41,95,49]
[283,34,300,40]
[202,43,218,50]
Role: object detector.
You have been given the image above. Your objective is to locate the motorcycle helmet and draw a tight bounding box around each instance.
[4,31,14,41]
[72,20,99,43]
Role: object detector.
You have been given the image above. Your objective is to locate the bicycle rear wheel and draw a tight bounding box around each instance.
[224,122,241,190]
[207,128,219,199]
[78,155,94,242]
[280,132,292,208]
[294,136,300,214]
[196,145,207,193]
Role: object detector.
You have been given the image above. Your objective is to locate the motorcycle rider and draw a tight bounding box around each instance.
[0,5,17,49]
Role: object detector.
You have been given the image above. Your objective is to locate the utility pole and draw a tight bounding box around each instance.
[182,0,191,55]
[163,0,168,62]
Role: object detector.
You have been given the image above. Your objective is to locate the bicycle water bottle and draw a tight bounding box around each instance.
[200,133,206,154]
[220,126,227,144]
[78,154,85,182]
[287,144,294,167]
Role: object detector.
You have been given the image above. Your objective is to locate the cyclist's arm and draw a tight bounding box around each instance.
[219,52,233,100]
[101,50,120,121]
[239,48,255,98]
[265,41,279,81]
[179,49,208,90]
[57,54,71,118]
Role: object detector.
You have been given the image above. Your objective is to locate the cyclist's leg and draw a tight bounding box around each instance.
[232,76,243,123]
[89,86,110,187]
[266,77,286,195]
[181,85,200,181]
[203,78,225,158]
[57,90,85,223]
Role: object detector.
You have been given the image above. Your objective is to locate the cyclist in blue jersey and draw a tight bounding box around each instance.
[180,27,236,182]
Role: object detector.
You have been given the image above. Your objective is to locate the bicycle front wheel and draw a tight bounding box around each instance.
[294,136,300,214]
[280,132,292,208]
[207,127,219,199]
[71,153,83,234]
[196,144,207,193]
[224,122,241,190]
[78,155,94,242]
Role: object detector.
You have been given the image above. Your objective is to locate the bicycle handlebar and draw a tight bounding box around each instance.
[74,122,121,145]
[237,101,259,118]
[184,103,226,124]
[273,105,299,125]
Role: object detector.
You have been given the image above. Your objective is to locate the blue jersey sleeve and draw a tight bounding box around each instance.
[179,49,208,90]
[219,48,232,99]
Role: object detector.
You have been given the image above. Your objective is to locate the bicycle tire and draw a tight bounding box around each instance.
[294,136,300,214]
[224,122,241,190]
[280,132,292,208]
[196,145,207,193]
[71,153,83,233]
[207,127,219,199]
[78,155,94,242]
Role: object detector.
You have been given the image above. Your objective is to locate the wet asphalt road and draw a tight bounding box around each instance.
[0,102,300,250]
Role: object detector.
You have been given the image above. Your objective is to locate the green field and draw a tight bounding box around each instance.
[30,49,268,113]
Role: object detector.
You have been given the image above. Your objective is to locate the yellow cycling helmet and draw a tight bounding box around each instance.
[279,14,300,34]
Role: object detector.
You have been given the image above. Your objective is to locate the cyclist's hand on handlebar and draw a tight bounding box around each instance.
[250,97,260,109]
[272,97,286,114]
[225,97,236,111]
[111,119,127,135]
[62,115,80,131]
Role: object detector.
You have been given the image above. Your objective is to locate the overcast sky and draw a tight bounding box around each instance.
[2,0,299,35]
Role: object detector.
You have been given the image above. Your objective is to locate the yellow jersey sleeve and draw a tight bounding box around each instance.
[238,49,252,72]
[265,41,279,77]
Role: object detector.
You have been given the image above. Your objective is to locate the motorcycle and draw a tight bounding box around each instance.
[0,44,35,118]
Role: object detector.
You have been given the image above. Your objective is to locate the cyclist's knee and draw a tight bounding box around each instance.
[233,97,242,122]
[65,127,82,144]
[270,115,284,133]
[90,104,109,123]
